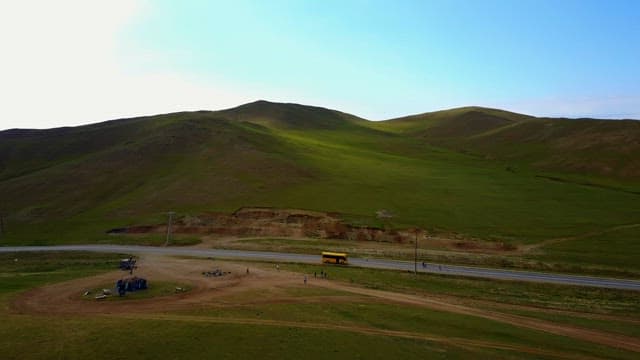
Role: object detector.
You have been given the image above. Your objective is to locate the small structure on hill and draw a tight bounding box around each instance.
[116,276,148,296]
[119,257,137,271]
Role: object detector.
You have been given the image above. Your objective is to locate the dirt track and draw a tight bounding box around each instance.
[319,282,640,353]
[11,255,314,315]
[10,255,640,355]
[112,313,601,360]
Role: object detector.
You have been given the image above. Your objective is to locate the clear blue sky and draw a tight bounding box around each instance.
[1,0,639,129]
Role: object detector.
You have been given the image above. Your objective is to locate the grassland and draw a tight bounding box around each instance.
[1,252,639,359]
[273,262,640,316]
[528,225,640,271]
[208,234,640,278]
[1,101,639,274]
[0,252,121,297]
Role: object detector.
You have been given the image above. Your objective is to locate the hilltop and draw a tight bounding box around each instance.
[377,106,640,179]
[217,100,367,129]
[1,101,639,273]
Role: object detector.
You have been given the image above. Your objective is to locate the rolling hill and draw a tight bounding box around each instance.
[377,106,640,180]
[1,101,639,272]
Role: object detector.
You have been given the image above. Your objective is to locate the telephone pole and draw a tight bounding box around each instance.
[410,228,421,276]
[164,211,175,246]
[414,230,418,275]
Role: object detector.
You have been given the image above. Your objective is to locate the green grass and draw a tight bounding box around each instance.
[177,301,636,360]
[248,122,640,249]
[104,234,202,246]
[0,252,120,294]
[532,225,640,271]
[274,263,640,316]
[1,101,640,273]
[0,253,527,359]
[493,307,640,339]
[1,317,535,360]
[0,252,638,359]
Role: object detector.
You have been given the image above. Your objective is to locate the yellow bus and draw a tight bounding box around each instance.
[321,251,348,265]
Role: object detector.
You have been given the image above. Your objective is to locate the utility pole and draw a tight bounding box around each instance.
[411,228,421,276]
[414,231,418,275]
[164,211,175,246]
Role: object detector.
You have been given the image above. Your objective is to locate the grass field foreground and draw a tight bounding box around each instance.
[1,252,639,359]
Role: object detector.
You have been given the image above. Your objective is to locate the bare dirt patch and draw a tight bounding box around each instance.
[109,207,519,254]
[9,255,358,316]
[11,255,640,353]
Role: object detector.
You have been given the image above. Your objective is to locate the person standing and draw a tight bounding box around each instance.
[304,275,307,285]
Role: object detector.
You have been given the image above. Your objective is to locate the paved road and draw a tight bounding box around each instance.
[2,245,639,291]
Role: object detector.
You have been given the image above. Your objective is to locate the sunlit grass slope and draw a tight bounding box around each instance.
[1,101,639,271]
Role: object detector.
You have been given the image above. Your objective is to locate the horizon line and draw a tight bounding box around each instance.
[1,99,638,132]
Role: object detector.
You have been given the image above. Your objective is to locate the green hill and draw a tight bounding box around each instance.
[377,107,640,180]
[373,106,533,135]
[1,101,639,273]
[217,100,368,129]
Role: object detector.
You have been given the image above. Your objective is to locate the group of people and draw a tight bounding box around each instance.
[271,264,328,284]
[314,270,328,279]
[303,270,330,284]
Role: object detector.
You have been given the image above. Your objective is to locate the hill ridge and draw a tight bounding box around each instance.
[3,101,638,135]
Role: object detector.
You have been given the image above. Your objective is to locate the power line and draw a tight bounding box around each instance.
[164,211,175,246]
[410,228,422,276]
[0,213,4,238]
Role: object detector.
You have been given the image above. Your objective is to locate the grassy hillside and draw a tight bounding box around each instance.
[1,101,639,272]
[371,106,533,135]
[377,107,640,180]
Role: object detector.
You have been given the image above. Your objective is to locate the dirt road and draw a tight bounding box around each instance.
[10,254,640,354]
[3,245,640,290]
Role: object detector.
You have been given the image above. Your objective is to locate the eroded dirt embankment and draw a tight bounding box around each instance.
[108,207,515,253]
[111,207,398,241]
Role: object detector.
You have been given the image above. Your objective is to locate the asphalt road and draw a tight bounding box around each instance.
[2,245,639,291]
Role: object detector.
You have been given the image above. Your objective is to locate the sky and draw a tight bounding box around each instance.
[0,0,639,130]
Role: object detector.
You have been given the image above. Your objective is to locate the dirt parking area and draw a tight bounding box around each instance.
[10,254,640,354]
[10,255,361,315]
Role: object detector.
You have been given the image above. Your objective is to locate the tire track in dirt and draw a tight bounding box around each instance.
[110,313,601,360]
[447,296,640,325]
[525,223,640,252]
[313,281,640,353]
[9,255,357,315]
[10,255,639,354]
[403,289,640,325]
